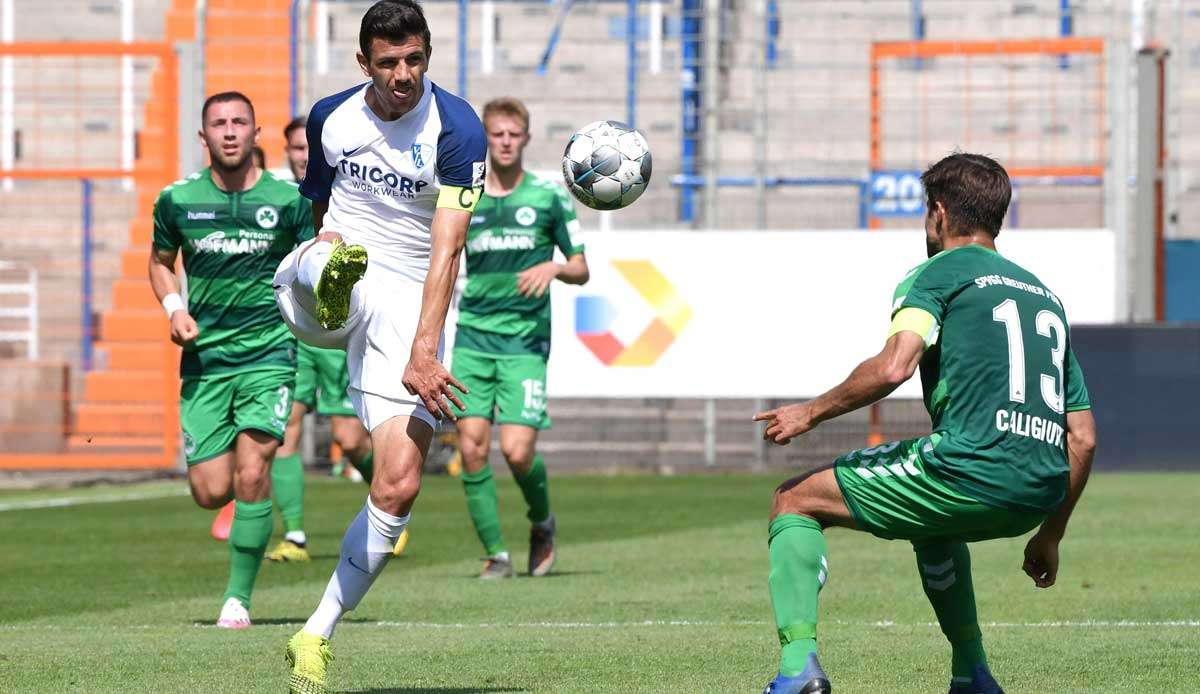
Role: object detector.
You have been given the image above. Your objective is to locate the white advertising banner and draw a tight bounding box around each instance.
[460,230,1116,399]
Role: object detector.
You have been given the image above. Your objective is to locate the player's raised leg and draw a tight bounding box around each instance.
[498,424,555,577]
[457,415,511,578]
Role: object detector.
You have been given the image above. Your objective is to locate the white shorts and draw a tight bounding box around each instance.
[273,241,442,432]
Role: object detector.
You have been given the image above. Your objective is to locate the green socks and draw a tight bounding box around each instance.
[513,455,551,524]
[768,514,828,677]
[224,499,273,609]
[914,541,987,682]
[461,465,506,556]
[271,452,305,534]
[350,450,374,484]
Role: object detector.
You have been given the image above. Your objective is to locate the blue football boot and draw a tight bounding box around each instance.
[948,664,1005,694]
[762,653,831,694]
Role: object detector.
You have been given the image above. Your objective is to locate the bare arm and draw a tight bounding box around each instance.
[148,246,198,346]
[516,252,590,298]
[1023,408,1096,587]
[754,330,926,445]
[402,206,471,420]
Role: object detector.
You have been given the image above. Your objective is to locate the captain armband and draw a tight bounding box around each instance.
[887,307,940,347]
[437,184,483,212]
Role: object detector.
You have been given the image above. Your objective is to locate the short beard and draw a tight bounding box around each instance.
[209,148,252,176]
[926,235,942,258]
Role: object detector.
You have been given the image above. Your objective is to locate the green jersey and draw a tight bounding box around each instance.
[456,171,585,357]
[152,168,314,378]
[892,244,1091,513]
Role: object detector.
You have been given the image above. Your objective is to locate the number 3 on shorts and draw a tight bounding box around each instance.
[274,385,291,419]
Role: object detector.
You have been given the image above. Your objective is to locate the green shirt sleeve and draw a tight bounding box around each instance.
[891,257,954,324]
[551,185,584,256]
[151,187,180,251]
[1064,343,1091,411]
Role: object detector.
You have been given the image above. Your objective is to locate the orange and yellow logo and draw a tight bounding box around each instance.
[575,260,692,366]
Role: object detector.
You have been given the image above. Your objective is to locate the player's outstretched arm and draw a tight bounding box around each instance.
[754,330,926,445]
[403,205,472,420]
[148,246,198,347]
[1023,408,1096,588]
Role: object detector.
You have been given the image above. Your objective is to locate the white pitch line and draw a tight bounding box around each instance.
[0,486,190,512]
[3,619,1198,633]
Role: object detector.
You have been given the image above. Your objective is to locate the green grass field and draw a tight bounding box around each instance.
[1,472,1196,693]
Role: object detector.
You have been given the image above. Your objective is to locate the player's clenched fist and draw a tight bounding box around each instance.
[169,311,200,347]
[754,402,818,445]
[403,349,468,421]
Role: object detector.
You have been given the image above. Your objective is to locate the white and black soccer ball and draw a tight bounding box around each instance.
[561,120,652,211]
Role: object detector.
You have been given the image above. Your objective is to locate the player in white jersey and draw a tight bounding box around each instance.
[274,3,485,692]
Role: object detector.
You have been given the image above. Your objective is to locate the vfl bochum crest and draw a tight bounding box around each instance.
[411,143,430,168]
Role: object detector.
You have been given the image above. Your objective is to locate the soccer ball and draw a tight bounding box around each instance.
[561,120,652,211]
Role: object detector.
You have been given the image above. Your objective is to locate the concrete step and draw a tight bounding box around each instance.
[112,279,159,312]
[83,370,168,403]
[67,433,163,454]
[95,341,174,371]
[74,403,165,436]
[100,311,162,342]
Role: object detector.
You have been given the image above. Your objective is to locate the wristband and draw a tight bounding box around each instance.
[162,292,185,318]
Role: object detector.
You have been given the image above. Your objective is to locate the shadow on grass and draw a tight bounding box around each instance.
[189,617,376,626]
[346,689,528,693]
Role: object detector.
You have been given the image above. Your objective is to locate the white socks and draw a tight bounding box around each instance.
[285,530,307,545]
[303,496,409,639]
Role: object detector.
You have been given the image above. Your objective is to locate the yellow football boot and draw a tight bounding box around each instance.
[286,630,333,694]
[266,539,311,563]
[392,527,410,556]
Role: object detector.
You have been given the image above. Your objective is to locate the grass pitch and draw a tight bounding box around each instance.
[1,472,1196,693]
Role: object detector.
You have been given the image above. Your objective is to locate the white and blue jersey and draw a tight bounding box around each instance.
[300,77,486,279]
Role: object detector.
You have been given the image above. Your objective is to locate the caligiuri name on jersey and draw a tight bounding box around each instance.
[995,409,1065,448]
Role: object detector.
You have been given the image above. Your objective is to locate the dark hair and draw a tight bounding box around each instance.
[201,91,255,124]
[921,153,1011,237]
[283,116,307,140]
[359,0,430,59]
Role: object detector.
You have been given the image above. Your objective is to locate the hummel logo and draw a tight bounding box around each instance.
[342,144,368,158]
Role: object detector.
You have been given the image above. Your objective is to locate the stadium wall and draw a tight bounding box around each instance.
[1071,325,1200,471]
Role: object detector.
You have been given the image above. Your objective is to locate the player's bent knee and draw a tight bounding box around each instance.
[501,444,534,472]
[369,475,421,514]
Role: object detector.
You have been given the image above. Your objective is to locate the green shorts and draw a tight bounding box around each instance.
[180,369,294,465]
[294,343,355,417]
[451,347,550,429]
[833,435,1045,543]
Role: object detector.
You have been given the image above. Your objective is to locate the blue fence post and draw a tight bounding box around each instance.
[679,0,701,222]
[857,180,869,229]
[626,0,637,129]
[766,0,778,70]
[458,0,469,99]
[1059,0,1072,70]
[81,178,94,372]
[289,0,300,117]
